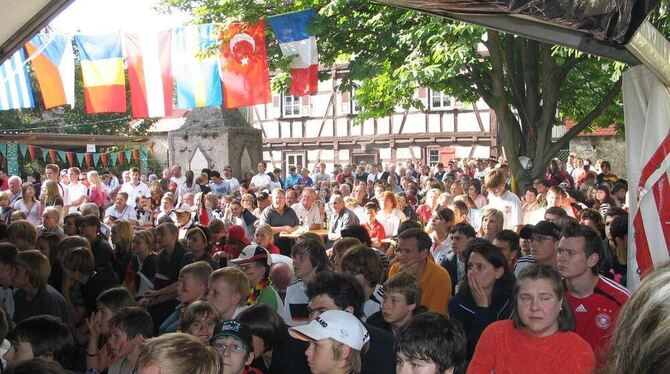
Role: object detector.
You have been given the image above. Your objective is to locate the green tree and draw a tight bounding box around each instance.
[160,0,665,187]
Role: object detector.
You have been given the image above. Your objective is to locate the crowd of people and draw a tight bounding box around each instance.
[0,154,662,374]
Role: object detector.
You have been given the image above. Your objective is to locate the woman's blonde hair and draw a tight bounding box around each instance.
[477,208,504,238]
[43,180,61,205]
[112,220,135,254]
[87,170,103,189]
[606,262,670,373]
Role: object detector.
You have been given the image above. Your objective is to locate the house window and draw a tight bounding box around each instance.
[283,95,301,117]
[428,149,439,167]
[430,90,453,110]
[286,154,304,173]
[351,87,361,114]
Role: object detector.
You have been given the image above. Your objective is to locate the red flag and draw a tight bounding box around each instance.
[118,151,125,166]
[66,152,75,166]
[198,194,210,226]
[219,21,271,109]
[49,150,58,163]
[85,153,93,167]
[132,149,139,161]
[28,145,36,161]
[100,153,109,167]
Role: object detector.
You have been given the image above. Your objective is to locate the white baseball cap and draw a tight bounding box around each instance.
[289,310,370,351]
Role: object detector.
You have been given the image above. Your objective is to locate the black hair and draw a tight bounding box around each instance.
[397,220,422,234]
[610,215,628,241]
[493,230,520,256]
[0,242,18,265]
[398,228,432,252]
[9,315,76,369]
[109,306,154,340]
[458,240,515,306]
[305,271,365,318]
[4,357,64,374]
[291,238,329,272]
[237,304,286,353]
[561,223,603,258]
[97,287,137,312]
[394,313,467,374]
[340,224,372,247]
[449,223,476,238]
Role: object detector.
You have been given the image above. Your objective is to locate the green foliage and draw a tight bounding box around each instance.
[159,0,668,184]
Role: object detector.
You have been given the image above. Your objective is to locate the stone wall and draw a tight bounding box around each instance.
[569,136,627,179]
[167,107,263,179]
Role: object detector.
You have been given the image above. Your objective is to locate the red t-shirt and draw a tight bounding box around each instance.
[266,242,280,254]
[364,220,386,242]
[468,320,595,374]
[565,275,630,367]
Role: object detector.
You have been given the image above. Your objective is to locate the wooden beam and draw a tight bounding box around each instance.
[472,102,486,132]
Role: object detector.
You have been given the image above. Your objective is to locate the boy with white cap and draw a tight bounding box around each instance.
[289,309,370,374]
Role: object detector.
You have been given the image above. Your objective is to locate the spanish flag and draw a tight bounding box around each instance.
[25,34,75,109]
[74,33,126,113]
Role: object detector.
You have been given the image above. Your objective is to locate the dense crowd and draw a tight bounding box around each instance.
[0,154,660,374]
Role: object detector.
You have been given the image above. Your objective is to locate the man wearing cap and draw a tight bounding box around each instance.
[230,245,283,316]
[253,192,271,218]
[515,220,561,276]
[223,166,240,194]
[209,171,231,196]
[558,223,629,367]
[260,189,300,255]
[211,320,262,374]
[289,310,369,374]
[174,204,196,239]
[285,166,302,188]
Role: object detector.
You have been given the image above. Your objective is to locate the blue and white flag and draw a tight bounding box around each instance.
[0,49,34,110]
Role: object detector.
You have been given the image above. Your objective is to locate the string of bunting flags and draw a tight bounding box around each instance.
[0,142,151,168]
[0,9,319,117]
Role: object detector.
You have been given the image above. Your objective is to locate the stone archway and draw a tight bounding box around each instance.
[190,146,210,172]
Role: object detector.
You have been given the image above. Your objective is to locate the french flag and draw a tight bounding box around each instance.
[269,9,319,96]
[123,31,173,118]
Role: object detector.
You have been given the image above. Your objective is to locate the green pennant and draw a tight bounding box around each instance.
[57,150,66,162]
[125,150,132,164]
[0,143,6,156]
[110,152,118,165]
[6,143,18,176]
[76,153,84,166]
[93,153,100,167]
[41,148,49,161]
[139,146,148,158]
[18,144,28,157]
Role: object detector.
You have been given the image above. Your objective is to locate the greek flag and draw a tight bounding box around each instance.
[0,49,34,111]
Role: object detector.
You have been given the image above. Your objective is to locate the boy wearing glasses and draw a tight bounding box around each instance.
[211,320,262,374]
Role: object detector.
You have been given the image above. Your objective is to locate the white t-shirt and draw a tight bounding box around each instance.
[66,182,88,214]
[250,173,271,190]
[170,175,186,188]
[486,190,523,230]
[121,182,149,207]
[223,177,240,193]
[291,202,323,227]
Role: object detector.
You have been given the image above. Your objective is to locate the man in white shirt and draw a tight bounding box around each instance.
[65,167,88,214]
[121,167,149,208]
[291,187,323,229]
[250,162,271,192]
[222,165,240,194]
[484,168,522,231]
[169,164,186,187]
[104,192,136,222]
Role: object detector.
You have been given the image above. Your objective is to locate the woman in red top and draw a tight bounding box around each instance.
[254,223,280,254]
[468,264,595,374]
[363,202,385,248]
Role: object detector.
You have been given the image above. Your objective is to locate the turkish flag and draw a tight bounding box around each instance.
[220,21,271,109]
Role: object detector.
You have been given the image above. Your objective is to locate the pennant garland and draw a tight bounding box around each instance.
[66,152,74,166]
[57,150,66,162]
[49,150,57,163]
[110,152,118,166]
[41,148,49,161]
[100,153,108,167]
[93,153,100,167]
[28,145,36,161]
[18,143,28,157]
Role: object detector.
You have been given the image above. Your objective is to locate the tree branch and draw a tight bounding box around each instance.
[548,77,623,156]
